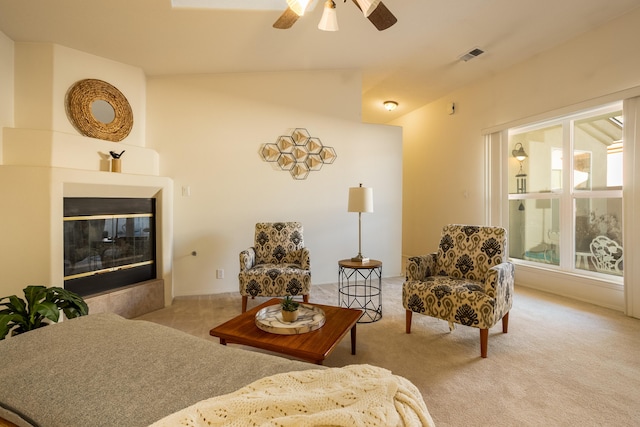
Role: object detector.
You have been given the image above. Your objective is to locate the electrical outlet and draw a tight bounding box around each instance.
[216,269,224,279]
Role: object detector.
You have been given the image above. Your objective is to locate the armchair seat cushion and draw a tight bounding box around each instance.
[403,276,497,330]
[239,263,311,298]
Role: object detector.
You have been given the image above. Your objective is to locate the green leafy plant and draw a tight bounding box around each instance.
[0,285,89,340]
[280,295,300,312]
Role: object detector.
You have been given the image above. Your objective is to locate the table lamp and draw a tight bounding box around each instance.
[348,183,373,262]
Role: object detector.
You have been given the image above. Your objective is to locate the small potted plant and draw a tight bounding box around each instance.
[280,295,300,323]
[0,285,89,340]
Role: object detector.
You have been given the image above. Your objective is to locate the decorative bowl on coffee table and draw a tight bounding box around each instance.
[255,303,325,335]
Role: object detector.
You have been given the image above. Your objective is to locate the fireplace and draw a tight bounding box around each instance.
[63,198,156,297]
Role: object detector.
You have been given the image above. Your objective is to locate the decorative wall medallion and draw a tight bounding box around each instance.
[66,79,133,142]
[260,128,337,180]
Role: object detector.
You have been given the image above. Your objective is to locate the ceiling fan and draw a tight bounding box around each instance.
[274,0,397,31]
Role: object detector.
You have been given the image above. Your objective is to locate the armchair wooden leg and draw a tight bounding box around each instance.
[502,312,509,333]
[241,296,248,313]
[303,294,309,304]
[480,329,488,358]
[405,310,412,334]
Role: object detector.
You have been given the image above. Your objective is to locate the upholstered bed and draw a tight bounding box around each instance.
[0,313,433,426]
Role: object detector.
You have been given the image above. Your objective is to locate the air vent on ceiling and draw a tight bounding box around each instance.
[459,47,485,62]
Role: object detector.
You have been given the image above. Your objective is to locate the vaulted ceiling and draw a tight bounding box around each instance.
[1,0,639,124]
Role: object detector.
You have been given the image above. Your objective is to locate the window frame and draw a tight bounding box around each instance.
[484,94,640,316]
[505,102,623,283]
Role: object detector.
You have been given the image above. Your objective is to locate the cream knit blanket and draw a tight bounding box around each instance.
[149,364,435,427]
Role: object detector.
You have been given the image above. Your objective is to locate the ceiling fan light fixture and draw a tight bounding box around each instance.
[318,0,339,31]
[354,0,382,17]
[287,0,312,16]
[383,100,398,111]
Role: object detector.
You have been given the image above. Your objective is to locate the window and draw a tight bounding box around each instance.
[507,103,623,278]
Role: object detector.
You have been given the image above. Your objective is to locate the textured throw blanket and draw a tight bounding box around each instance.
[149,364,435,427]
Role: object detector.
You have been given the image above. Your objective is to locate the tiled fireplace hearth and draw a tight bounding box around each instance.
[84,279,164,319]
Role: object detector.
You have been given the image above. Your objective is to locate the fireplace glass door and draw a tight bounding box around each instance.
[63,198,156,297]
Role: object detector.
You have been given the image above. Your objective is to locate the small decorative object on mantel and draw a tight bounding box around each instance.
[259,128,337,180]
[280,295,300,322]
[109,150,125,173]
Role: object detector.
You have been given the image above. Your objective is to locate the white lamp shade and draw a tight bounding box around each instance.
[348,186,374,213]
[318,1,338,31]
[287,0,312,16]
[354,0,381,17]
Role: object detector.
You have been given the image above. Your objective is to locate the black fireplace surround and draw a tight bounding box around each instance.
[64,198,156,297]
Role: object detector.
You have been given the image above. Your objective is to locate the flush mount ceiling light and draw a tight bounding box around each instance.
[274,0,397,31]
[383,101,398,111]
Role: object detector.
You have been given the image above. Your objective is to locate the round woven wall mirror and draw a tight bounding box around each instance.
[66,79,133,142]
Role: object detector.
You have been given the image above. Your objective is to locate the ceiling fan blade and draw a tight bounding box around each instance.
[273,7,300,29]
[351,0,397,31]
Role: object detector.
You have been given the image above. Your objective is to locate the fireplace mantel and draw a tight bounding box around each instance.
[3,127,158,175]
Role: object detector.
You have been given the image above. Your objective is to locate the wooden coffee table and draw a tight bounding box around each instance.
[209,299,362,365]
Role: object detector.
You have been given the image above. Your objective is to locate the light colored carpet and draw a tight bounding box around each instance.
[136,278,640,426]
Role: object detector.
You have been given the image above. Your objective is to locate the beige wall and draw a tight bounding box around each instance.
[147,71,403,295]
[399,8,640,256]
[396,8,640,309]
[0,31,13,164]
[0,37,402,300]
[0,167,52,295]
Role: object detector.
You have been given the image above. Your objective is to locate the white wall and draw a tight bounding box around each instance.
[147,70,403,296]
[396,8,640,310]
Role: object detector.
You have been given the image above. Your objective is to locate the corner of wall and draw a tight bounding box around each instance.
[52,44,147,146]
[0,30,15,165]
[14,42,55,131]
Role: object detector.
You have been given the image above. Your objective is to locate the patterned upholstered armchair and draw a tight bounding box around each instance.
[402,225,514,358]
[238,222,311,312]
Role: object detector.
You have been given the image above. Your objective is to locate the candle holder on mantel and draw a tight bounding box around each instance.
[109,150,125,173]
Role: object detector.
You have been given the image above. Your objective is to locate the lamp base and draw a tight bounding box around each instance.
[350,255,370,263]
